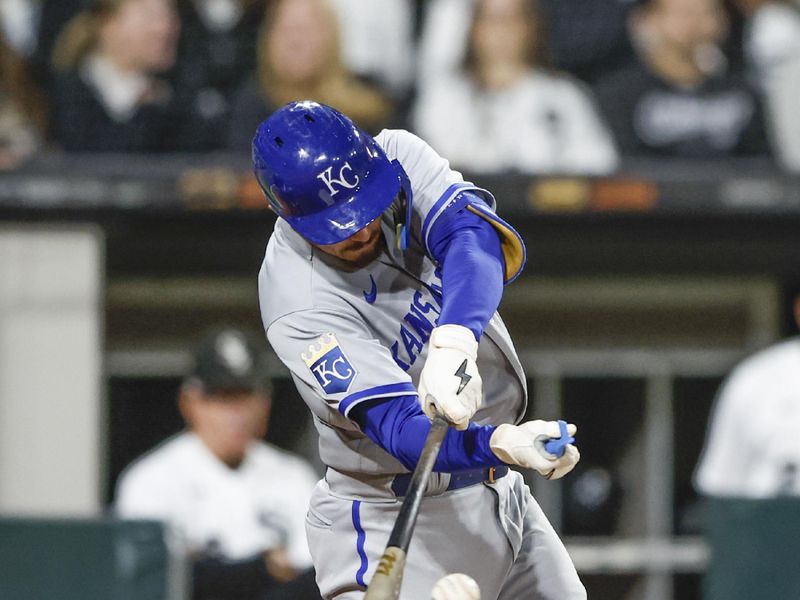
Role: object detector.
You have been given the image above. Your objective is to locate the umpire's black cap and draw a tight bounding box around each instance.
[187,327,271,395]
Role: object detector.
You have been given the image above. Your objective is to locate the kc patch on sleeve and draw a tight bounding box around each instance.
[302,332,357,395]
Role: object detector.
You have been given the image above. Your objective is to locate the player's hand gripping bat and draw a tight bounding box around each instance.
[491,419,579,480]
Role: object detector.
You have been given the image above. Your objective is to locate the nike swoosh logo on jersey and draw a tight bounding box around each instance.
[363,274,377,304]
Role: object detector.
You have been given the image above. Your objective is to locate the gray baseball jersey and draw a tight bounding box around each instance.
[258,129,585,600]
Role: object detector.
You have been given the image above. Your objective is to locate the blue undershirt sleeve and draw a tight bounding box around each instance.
[350,394,504,472]
[350,195,516,471]
[427,199,505,340]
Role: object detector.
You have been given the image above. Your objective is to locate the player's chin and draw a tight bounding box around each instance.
[344,243,381,268]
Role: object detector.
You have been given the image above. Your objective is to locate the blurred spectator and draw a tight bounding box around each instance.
[116,327,321,600]
[34,0,88,91]
[734,0,800,171]
[695,291,800,496]
[595,0,772,158]
[49,0,183,152]
[170,0,263,151]
[0,0,43,58]
[0,0,87,96]
[0,0,87,92]
[0,1,86,65]
[0,30,46,169]
[413,0,619,175]
[328,0,416,99]
[416,0,476,88]
[227,0,393,151]
[539,0,638,85]
[417,0,636,87]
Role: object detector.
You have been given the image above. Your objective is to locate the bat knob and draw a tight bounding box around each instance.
[543,420,575,458]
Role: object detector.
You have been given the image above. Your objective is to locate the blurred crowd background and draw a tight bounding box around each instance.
[1,0,799,171]
[2,1,800,600]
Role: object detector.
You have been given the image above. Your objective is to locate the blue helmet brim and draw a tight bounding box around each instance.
[282,156,401,246]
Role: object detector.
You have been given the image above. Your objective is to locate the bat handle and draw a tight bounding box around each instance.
[543,420,574,458]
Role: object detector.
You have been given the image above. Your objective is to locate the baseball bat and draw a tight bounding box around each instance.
[364,414,450,600]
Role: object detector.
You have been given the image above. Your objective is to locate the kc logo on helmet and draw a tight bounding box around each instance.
[302,333,357,395]
[317,163,360,198]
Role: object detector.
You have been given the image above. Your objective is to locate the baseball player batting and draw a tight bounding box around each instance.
[253,101,584,599]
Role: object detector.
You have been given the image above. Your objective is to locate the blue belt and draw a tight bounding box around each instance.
[391,466,508,497]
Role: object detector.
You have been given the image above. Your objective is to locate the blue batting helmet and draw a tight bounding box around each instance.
[252,101,405,246]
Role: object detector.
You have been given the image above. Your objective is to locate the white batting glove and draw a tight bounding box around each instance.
[432,573,481,600]
[490,420,580,480]
[418,325,482,431]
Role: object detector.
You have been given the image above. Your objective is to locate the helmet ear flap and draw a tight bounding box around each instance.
[393,160,413,250]
[263,184,291,215]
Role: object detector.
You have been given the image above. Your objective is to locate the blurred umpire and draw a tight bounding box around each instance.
[115,327,322,600]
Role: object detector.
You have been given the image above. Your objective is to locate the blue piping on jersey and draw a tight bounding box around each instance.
[420,182,475,252]
[352,500,368,587]
[339,381,417,417]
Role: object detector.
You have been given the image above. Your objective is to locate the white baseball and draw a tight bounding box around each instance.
[431,573,481,600]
